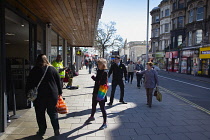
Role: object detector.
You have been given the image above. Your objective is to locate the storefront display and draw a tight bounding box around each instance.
[155,52,165,69]
[199,47,210,76]
[165,51,178,72]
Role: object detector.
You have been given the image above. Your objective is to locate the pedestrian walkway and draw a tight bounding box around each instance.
[1,68,210,140]
[159,70,210,83]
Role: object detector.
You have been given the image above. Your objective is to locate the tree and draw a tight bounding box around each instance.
[94,21,123,58]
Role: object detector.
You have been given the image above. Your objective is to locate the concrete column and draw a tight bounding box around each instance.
[63,40,67,67]
[46,24,51,62]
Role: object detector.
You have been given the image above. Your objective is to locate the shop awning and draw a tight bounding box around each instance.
[7,0,104,47]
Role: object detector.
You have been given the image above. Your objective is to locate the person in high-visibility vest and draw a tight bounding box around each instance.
[52,55,66,88]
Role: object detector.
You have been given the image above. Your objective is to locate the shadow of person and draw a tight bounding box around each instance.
[45,124,99,140]
[16,134,43,140]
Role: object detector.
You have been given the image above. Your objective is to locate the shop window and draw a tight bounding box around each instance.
[178,0,184,9]
[165,23,169,33]
[177,16,184,28]
[178,35,182,46]
[188,31,192,46]
[37,25,44,55]
[196,30,202,44]
[197,7,204,21]
[165,9,170,17]
[59,36,63,56]
[51,30,58,62]
[189,9,194,23]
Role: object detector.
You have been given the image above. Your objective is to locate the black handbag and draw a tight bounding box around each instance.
[27,66,49,101]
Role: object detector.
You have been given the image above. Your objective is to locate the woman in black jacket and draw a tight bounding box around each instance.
[85,58,108,130]
[26,54,62,136]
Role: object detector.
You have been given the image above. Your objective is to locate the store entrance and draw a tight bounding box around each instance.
[5,8,30,109]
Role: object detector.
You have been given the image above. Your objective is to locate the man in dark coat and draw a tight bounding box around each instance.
[108,56,128,106]
[135,60,144,88]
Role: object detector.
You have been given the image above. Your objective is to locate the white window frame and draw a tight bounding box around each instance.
[165,9,170,17]
[196,30,202,44]
[189,9,194,23]
[196,7,204,21]
[165,23,169,33]
[178,35,182,46]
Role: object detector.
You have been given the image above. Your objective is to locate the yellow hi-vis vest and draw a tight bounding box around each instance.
[52,60,65,78]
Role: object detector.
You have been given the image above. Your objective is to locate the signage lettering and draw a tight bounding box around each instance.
[201,51,210,54]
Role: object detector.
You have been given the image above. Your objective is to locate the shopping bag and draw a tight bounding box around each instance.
[97,84,109,101]
[56,96,68,114]
[156,87,162,102]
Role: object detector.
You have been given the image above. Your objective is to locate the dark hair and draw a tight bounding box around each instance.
[115,55,120,59]
[35,54,51,67]
[146,62,153,67]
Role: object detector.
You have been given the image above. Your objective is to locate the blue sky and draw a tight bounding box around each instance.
[100,0,162,42]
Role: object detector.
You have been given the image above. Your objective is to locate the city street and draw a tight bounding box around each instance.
[0,68,210,140]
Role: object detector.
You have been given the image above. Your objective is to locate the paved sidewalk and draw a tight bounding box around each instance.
[1,68,210,140]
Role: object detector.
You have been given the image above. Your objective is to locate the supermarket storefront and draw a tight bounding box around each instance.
[199,47,210,76]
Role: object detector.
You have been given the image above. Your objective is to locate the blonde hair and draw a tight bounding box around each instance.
[35,54,51,67]
[97,58,108,69]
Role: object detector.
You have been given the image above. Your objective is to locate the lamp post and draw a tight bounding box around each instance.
[146,0,149,65]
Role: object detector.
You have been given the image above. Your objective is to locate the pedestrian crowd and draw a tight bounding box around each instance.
[25,54,159,137]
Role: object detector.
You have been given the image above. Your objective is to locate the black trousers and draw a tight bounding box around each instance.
[136,74,143,87]
[110,80,125,103]
[146,88,154,106]
[91,98,107,123]
[34,98,59,133]
[128,72,134,83]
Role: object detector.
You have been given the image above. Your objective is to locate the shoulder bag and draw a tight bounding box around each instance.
[27,66,49,101]
[97,72,109,101]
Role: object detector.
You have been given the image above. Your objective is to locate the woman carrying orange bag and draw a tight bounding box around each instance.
[25,54,62,136]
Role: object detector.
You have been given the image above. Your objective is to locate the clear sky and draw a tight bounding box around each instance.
[100,0,162,42]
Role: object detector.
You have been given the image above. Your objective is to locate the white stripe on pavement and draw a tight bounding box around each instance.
[159,75,210,90]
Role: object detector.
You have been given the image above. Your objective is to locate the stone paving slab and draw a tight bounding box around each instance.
[0,68,210,140]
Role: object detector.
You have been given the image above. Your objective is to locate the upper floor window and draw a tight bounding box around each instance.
[188,32,192,46]
[197,7,204,21]
[178,35,182,46]
[172,19,176,30]
[189,10,194,23]
[161,11,163,18]
[155,16,159,22]
[178,0,185,9]
[165,23,169,32]
[165,9,170,17]
[178,16,184,28]
[196,30,202,44]
[173,3,176,10]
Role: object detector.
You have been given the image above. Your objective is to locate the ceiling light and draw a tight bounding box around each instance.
[5,43,11,44]
[21,24,25,27]
[73,29,77,30]
[6,33,15,36]
[24,40,29,42]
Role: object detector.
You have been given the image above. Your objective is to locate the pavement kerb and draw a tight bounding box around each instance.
[159,86,210,115]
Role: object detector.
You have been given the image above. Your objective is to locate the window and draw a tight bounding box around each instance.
[172,19,176,30]
[161,11,163,18]
[178,35,182,46]
[154,28,159,37]
[173,3,176,10]
[178,0,184,9]
[189,10,194,23]
[173,37,175,48]
[155,16,159,22]
[178,16,184,28]
[196,30,202,44]
[197,7,204,21]
[165,9,170,17]
[188,32,192,46]
[165,23,169,32]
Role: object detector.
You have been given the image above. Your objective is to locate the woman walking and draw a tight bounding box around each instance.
[85,58,108,130]
[25,54,62,136]
[137,62,159,108]
[127,61,135,84]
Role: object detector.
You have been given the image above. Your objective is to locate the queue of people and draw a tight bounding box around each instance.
[25,54,160,137]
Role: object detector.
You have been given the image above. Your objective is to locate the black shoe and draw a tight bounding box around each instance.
[99,123,107,130]
[149,105,152,108]
[107,102,112,106]
[54,129,60,136]
[36,131,45,136]
[119,101,127,104]
[85,117,95,124]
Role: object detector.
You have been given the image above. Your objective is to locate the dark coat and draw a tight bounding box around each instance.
[108,63,127,81]
[92,69,108,101]
[25,66,62,104]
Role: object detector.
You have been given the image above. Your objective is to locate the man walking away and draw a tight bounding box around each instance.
[108,56,128,106]
[135,60,144,88]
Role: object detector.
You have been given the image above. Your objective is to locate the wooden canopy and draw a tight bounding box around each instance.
[9,0,104,47]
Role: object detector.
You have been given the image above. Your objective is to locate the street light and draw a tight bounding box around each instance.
[146,0,149,65]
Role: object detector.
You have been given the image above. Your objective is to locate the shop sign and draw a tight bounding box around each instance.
[165,51,178,58]
[148,54,153,58]
[155,52,165,58]
[199,47,210,59]
[182,50,194,58]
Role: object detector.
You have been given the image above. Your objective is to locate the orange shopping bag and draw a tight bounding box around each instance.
[56,96,68,114]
